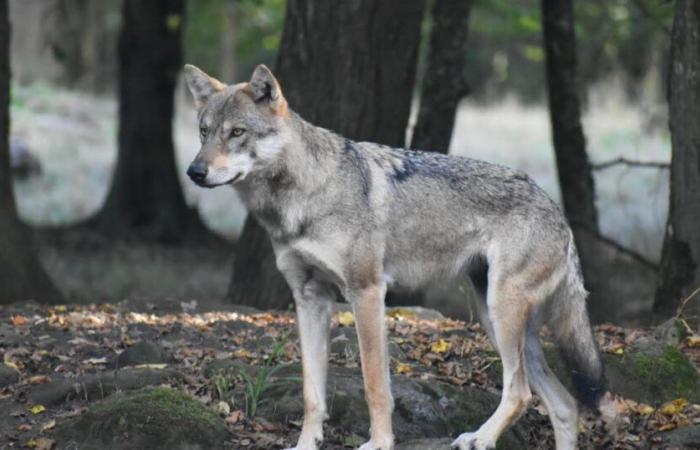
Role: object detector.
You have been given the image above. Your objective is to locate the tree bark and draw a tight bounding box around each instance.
[411,0,472,153]
[0,0,62,304]
[91,0,205,242]
[541,0,604,321]
[229,0,426,309]
[220,0,237,83]
[654,1,700,318]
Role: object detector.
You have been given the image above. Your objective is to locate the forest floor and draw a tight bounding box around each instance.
[1,301,700,449]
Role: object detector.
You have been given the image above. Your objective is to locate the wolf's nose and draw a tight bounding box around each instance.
[187,162,208,183]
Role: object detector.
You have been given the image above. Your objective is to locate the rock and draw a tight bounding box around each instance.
[396,438,453,450]
[29,367,183,407]
[545,340,700,406]
[54,386,228,450]
[115,341,170,368]
[204,359,241,378]
[330,327,402,359]
[0,364,20,388]
[661,424,700,448]
[251,365,528,449]
[654,318,688,347]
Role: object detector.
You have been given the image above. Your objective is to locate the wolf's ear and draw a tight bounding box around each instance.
[248,64,288,115]
[183,64,226,110]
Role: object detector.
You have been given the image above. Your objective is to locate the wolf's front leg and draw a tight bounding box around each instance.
[286,281,333,450]
[350,283,394,450]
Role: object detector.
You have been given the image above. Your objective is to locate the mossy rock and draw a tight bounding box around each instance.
[54,386,228,450]
[0,363,20,388]
[249,364,527,449]
[604,344,700,406]
[544,341,700,406]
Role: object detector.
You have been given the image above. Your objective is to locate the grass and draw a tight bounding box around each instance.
[238,331,297,417]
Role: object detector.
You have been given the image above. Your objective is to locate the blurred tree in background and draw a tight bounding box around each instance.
[654,0,700,318]
[228,0,426,310]
[90,0,206,241]
[0,0,62,304]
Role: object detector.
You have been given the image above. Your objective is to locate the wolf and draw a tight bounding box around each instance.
[183,64,604,450]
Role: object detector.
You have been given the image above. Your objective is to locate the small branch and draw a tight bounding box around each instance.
[592,157,670,171]
[677,285,700,318]
[573,223,659,271]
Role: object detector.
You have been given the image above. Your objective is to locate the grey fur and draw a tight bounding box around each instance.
[184,64,603,450]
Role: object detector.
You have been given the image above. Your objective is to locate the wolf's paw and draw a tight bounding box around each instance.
[451,432,494,450]
[284,430,322,450]
[357,435,394,450]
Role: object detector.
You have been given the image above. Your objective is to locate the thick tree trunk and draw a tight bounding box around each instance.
[0,0,62,304]
[411,0,472,153]
[542,0,604,321]
[654,1,700,318]
[92,0,204,242]
[220,1,237,83]
[229,0,426,309]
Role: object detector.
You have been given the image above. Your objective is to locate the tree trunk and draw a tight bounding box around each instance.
[654,1,700,318]
[220,0,237,83]
[91,0,204,242]
[411,0,472,153]
[0,0,62,304]
[229,0,426,309]
[541,0,604,321]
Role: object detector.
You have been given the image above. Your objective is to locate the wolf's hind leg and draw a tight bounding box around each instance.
[286,280,334,450]
[453,278,533,450]
[525,325,578,450]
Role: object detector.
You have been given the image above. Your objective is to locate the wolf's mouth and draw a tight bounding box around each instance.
[227,172,243,184]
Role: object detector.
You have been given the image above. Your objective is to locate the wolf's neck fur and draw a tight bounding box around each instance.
[236,111,348,233]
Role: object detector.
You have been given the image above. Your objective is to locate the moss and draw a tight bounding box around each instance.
[630,346,699,401]
[56,387,228,449]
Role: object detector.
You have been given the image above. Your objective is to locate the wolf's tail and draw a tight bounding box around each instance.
[547,232,605,409]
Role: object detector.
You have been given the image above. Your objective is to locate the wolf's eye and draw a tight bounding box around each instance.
[199,126,208,140]
[230,128,245,138]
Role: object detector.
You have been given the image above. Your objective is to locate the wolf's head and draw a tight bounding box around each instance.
[183,64,290,188]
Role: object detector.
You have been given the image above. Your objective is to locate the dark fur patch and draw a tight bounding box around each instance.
[467,255,489,298]
[343,140,371,198]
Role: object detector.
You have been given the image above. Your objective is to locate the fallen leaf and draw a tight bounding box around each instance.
[687,335,700,348]
[17,424,32,431]
[660,398,689,416]
[336,311,355,327]
[431,339,451,354]
[29,404,46,415]
[82,357,107,365]
[29,375,51,385]
[40,419,56,432]
[387,309,417,320]
[226,410,245,424]
[216,401,230,416]
[133,364,167,370]
[11,315,28,326]
[395,363,412,374]
[35,437,55,450]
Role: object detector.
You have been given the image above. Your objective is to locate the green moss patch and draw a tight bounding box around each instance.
[55,386,228,450]
[603,345,700,406]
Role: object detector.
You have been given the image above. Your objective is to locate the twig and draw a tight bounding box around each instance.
[573,223,659,271]
[592,157,670,171]
[676,285,700,318]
